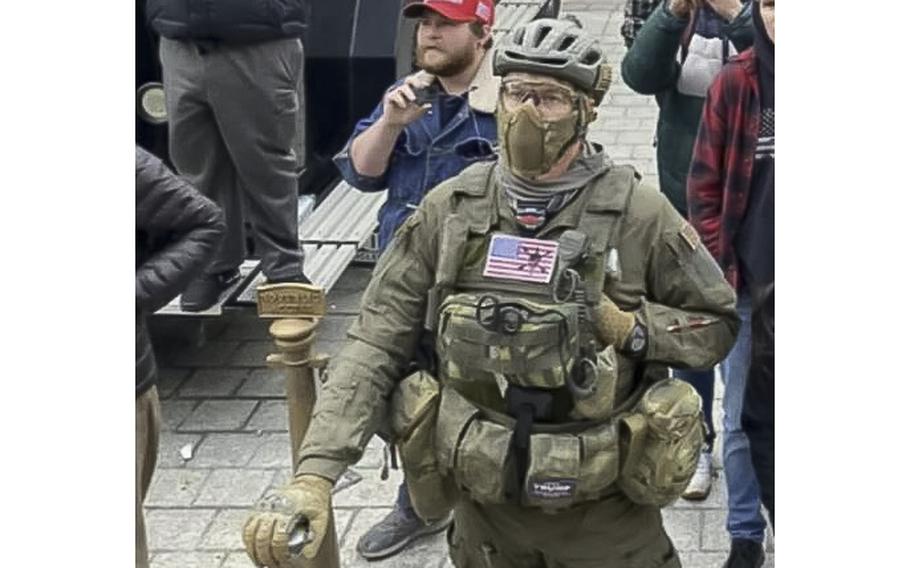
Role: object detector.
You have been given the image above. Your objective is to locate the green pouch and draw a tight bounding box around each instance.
[524,432,580,510]
[390,371,457,522]
[454,413,513,505]
[436,292,579,389]
[435,385,479,472]
[436,386,512,504]
[575,421,621,501]
[617,378,706,507]
[569,347,619,422]
[523,422,621,510]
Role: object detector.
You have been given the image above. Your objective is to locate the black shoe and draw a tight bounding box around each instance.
[723,538,766,568]
[355,506,452,561]
[179,269,241,312]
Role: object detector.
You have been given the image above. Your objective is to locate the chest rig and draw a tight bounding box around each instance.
[424,162,641,510]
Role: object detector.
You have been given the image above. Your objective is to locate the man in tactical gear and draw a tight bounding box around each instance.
[242,18,738,568]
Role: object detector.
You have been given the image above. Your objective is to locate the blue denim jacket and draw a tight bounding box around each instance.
[333,62,498,250]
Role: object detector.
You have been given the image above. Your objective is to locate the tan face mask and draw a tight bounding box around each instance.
[496,98,585,180]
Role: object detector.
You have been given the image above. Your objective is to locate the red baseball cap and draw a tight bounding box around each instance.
[403,0,495,27]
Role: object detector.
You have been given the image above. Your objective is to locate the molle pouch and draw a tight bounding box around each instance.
[523,422,622,510]
[390,371,456,522]
[436,292,579,389]
[569,347,619,422]
[437,385,513,504]
[524,432,580,510]
[575,421,621,501]
[454,414,514,505]
[617,378,706,507]
[435,385,479,475]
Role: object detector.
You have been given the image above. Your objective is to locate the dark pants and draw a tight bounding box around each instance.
[159,37,305,280]
[742,284,774,527]
[448,492,680,568]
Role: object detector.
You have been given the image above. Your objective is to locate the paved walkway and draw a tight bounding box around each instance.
[146,1,772,566]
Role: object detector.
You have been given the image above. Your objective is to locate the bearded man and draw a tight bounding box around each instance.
[331,0,498,559]
[334,0,498,252]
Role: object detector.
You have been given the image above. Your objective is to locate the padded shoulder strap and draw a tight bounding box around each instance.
[574,165,641,300]
[425,162,498,331]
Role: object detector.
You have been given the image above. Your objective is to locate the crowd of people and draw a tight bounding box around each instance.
[136,1,775,567]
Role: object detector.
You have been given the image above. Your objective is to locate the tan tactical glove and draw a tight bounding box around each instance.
[592,293,636,348]
[242,474,334,566]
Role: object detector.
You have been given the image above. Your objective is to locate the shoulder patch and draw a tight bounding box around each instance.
[679,223,700,251]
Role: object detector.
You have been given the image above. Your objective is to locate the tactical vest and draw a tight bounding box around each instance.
[390,162,705,519]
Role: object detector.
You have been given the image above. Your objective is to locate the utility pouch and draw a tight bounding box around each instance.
[524,420,621,510]
[617,378,706,507]
[436,386,622,509]
[569,347,619,422]
[390,371,457,522]
[436,292,579,389]
[436,386,513,504]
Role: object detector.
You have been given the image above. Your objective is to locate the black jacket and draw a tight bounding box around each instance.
[136,147,224,396]
[146,0,308,43]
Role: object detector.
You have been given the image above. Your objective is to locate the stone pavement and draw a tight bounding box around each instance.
[145,1,773,566]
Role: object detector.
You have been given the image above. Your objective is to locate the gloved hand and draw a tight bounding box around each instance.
[242,474,334,566]
[592,293,636,349]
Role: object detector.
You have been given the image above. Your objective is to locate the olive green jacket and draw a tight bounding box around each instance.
[296,161,738,482]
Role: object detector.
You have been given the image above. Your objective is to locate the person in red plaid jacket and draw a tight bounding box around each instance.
[687,2,774,566]
[687,0,773,293]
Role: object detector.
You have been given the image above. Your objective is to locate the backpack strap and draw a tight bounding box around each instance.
[679,6,700,65]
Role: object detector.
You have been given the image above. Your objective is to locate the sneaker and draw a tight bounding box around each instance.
[722,538,765,568]
[179,269,241,312]
[681,449,714,501]
[356,506,453,560]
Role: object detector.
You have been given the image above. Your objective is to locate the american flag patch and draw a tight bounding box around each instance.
[483,234,559,284]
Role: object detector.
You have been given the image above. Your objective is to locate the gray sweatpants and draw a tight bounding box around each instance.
[160,37,305,280]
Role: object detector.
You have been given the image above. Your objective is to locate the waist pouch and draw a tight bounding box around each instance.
[617,378,706,507]
[435,385,621,512]
[389,371,457,522]
[436,292,579,389]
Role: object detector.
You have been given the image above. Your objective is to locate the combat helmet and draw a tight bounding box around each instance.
[493,18,612,104]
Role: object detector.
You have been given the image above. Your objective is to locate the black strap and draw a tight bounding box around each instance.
[512,405,533,498]
[505,386,554,504]
[679,6,701,65]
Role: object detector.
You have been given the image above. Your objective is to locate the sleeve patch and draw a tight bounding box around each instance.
[679,223,701,251]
